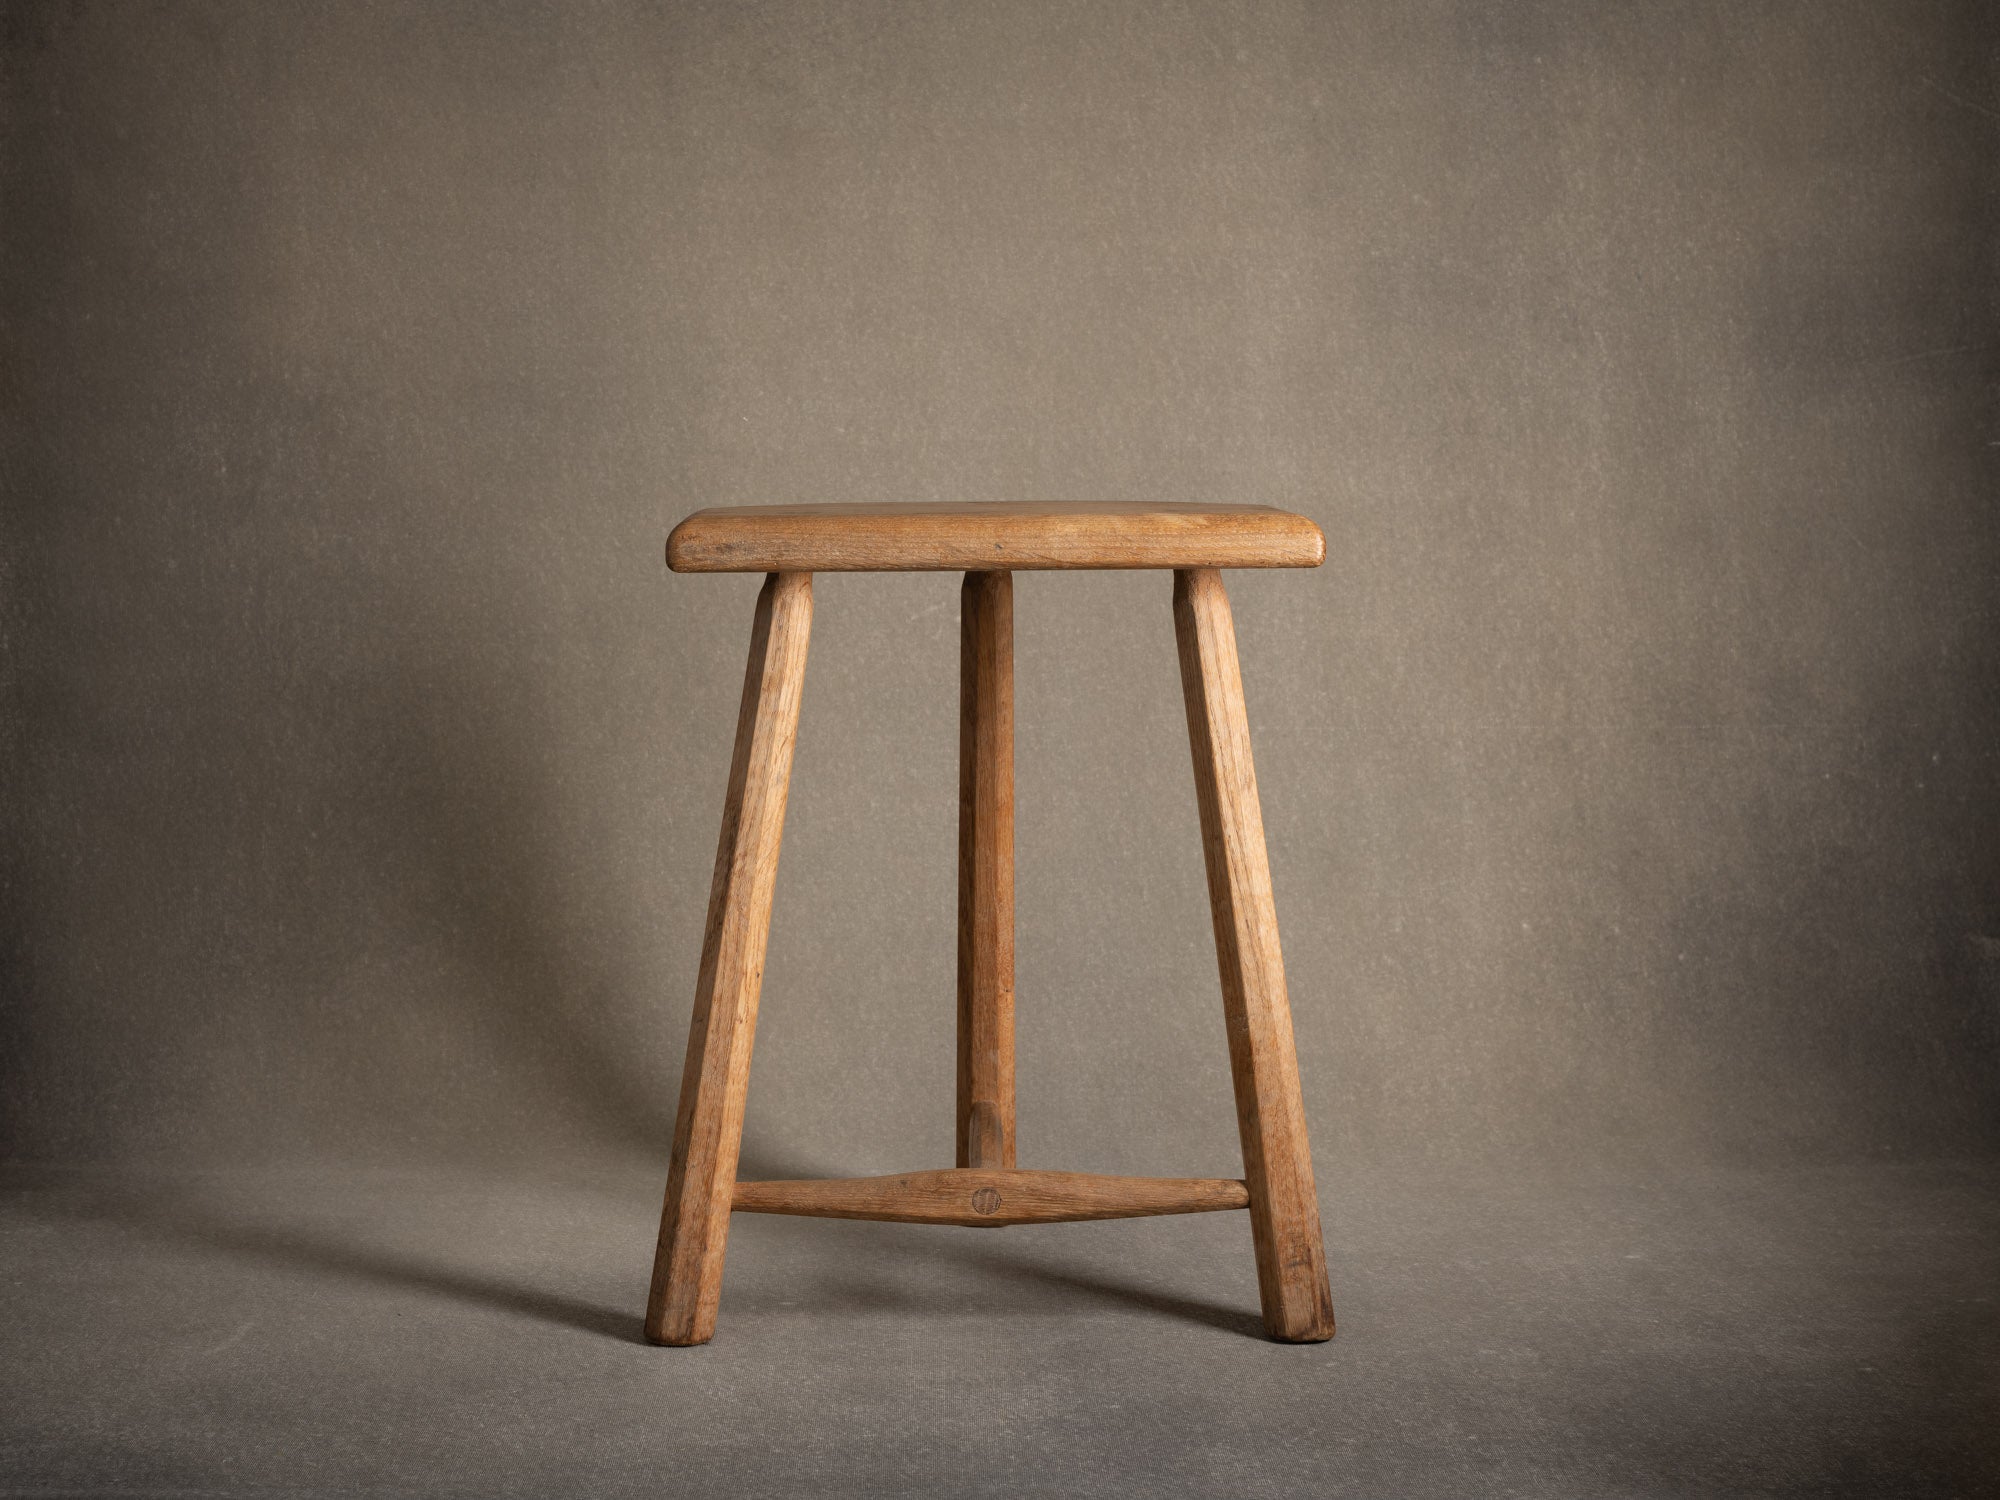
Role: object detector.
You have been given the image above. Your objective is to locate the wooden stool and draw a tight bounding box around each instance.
[646,502,1336,1345]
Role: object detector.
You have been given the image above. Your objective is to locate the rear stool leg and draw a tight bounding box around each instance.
[957,570,1016,1169]
[1173,567,1336,1343]
[647,571,814,1346]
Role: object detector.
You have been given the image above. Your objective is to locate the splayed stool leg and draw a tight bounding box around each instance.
[646,571,813,1347]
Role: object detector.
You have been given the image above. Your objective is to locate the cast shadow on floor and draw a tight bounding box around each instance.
[43,1158,1265,1346]
[870,1246,1266,1339]
[728,1140,1267,1338]
[52,1177,651,1345]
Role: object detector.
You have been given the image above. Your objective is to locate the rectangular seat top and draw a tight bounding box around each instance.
[666,501,1324,573]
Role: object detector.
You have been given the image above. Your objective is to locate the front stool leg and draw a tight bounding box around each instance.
[647,571,814,1346]
[1172,567,1336,1343]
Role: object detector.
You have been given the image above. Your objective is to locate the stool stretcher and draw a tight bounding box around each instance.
[733,1169,1250,1228]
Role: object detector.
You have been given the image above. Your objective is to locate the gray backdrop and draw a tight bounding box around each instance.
[6,0,1997,1181]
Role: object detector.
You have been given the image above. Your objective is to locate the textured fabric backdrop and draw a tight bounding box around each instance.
[6,0,1996,1180]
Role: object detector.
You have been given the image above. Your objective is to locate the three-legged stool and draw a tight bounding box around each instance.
[646,502,1335,1345]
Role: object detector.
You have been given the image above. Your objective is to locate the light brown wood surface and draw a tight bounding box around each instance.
[733,1169,1250,1227]
[646,571,814,1347]
[666,502,1325,573]
[1173,567,1336,1344]
[957,571,1016,1169]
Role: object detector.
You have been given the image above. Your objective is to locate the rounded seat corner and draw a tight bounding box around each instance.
[664,511,714,573]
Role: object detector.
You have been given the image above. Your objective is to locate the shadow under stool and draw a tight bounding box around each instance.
[646,501,1336,1345]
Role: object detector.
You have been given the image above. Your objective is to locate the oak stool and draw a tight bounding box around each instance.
[647,502,1335,1345]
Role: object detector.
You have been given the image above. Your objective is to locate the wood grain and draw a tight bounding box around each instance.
[957,571,1015,1169]
[646,571,814,1347]
[666,502,1325,573]
[1173,567,1336,1343]
[733,1169,1250,1227]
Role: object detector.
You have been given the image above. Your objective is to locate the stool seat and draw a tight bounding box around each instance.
[666,501,1325,573]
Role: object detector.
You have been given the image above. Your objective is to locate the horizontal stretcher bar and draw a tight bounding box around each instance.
[731,1168,1251,1228]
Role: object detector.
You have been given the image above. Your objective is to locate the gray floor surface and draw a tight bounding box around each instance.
[2,1158,1995,1498]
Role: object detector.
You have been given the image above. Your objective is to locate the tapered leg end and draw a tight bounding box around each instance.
[644,1316,716,1348]
[1264,1305,1336,1344]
